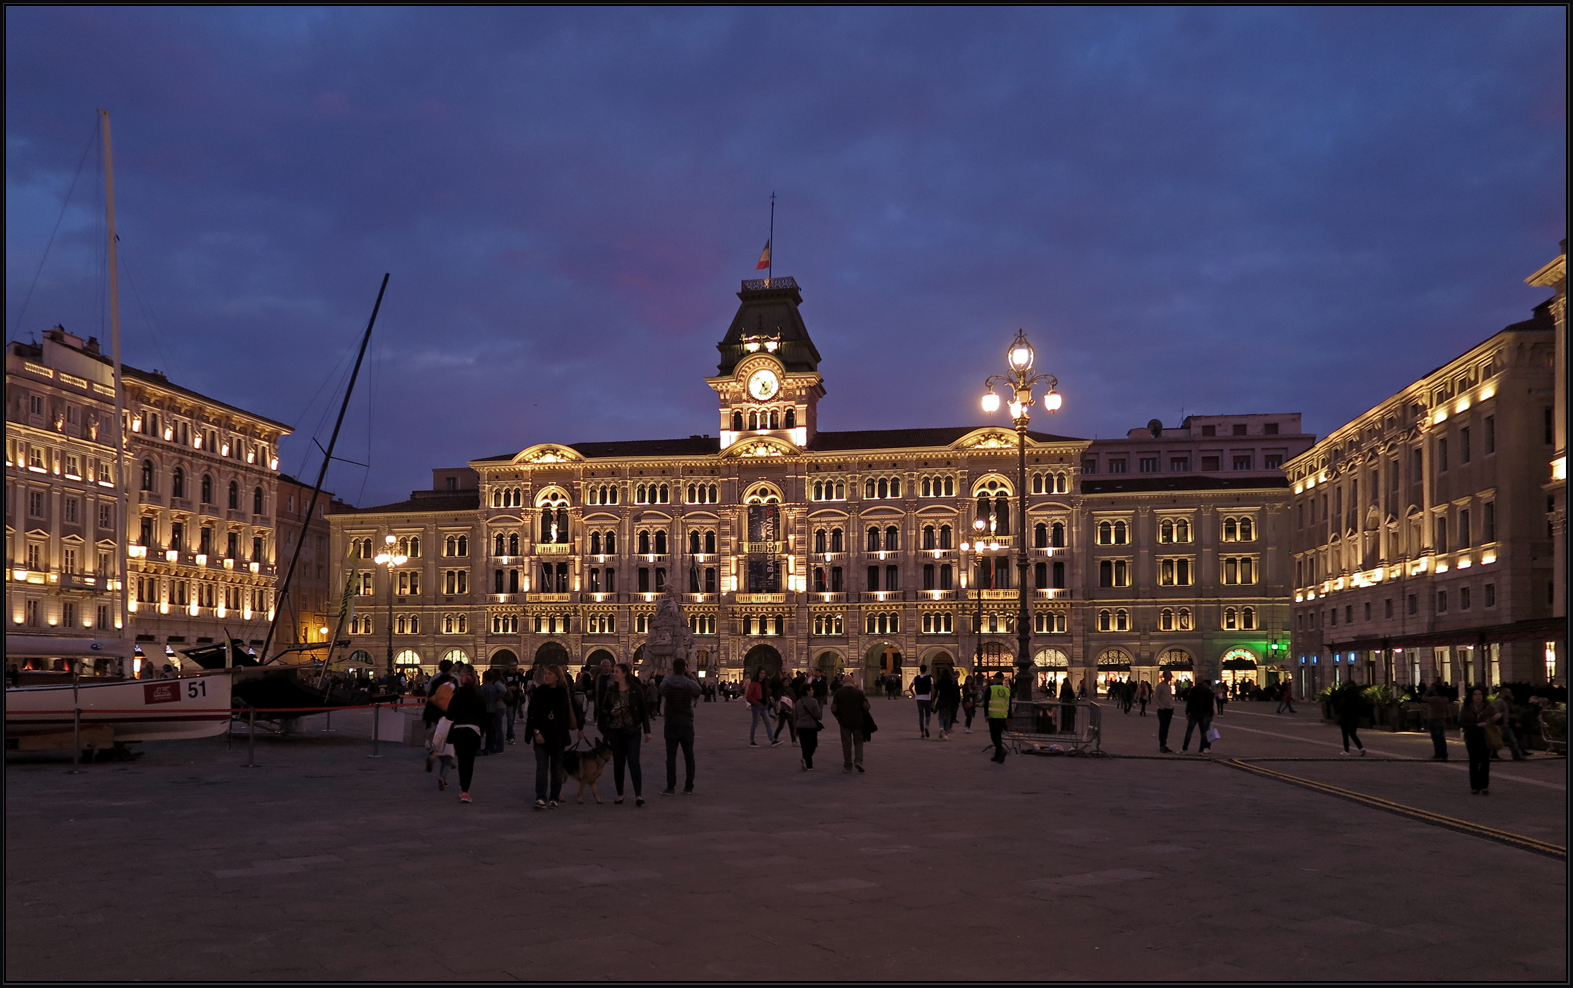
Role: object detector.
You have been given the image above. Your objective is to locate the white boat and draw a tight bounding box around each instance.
[6,673,233,744]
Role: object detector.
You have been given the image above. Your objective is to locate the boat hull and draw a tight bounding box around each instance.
[6,675,232,743]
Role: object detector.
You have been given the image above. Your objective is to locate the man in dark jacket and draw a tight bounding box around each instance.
[659,658,703,795]
[1181,678,1217,754]
[831,679,870,773]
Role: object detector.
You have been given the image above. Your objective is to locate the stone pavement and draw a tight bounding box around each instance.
[5,699,1567,981]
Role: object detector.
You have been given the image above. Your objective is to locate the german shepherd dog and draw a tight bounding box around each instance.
[561,738,613,804]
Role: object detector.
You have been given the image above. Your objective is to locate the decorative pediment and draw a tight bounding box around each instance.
[952,427,1021,450]
[512,444,583,465]
[724,436,798,459]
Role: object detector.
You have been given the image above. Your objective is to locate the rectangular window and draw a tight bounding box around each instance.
[1170,457,1190,472]
[638,567,650,592]
[1265,422,1279,435]
[1201,456,1220,471]
[1458,509,1470,548]
[1384,598,1393,618]
[885,565,899,590]
[1082,458,1097,474]
[1483,502,1495,542]
[1484,583,1496,607]
[605,568,616,592]
[1437,438,1448,473]
[1460,587,1471,610]
[1264,454,1283,469]
[1233,424,1248,436]
[98,503,113,529]
[1201,425,1216,437]
[1459,427,1470,464]
[867,566,879,591]
[1233,455,1253,471]
[1107,459,1127,474]
[1139,457,1158,473]
[1407,594,1417,615]
[1437,590,1447,613]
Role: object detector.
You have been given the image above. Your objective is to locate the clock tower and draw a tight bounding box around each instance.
[707,276,824,450]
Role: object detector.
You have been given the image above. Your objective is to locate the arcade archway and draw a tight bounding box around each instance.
[489,649,518,669]
[534,641,570,667]
[743,643,783,681]
[863,640,902,690]
[583,648,616,672]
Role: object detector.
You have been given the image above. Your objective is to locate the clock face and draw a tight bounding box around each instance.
[747,369,780,401]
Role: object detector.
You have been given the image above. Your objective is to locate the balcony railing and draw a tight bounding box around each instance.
[741,541,782,555]
[735,593,786,604]
[535,542,574,555]
[532,592,572,602]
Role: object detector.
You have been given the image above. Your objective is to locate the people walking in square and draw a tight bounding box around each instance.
[422,658,456,742]
[960,675,978,734]
[1424,683,1451,759]
[504,674,523,745]
[934,666,960,739]
[985,671,1012,763]
[1277,680,1297,714]
[659,657,702,795]
[746,668,781,746]
[525,664,580,808]
[1180,676,1215,754]
[1137,679,1151,717]
[1458,687,1497,795]
[912,665,934,737]
[1492,689,1527,761]
[774,687,797,745]
[1058,677,1077,734]
[445,665,488,803]
[1335,683,1367,756]
[480,668,507,755]
[598,662,652,805]
[794,686,825,769]
[831,677,870,773]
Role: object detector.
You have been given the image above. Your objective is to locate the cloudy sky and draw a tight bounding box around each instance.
[6,7,1565,506]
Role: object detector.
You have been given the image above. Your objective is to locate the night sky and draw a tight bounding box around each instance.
[6,8,1565,507]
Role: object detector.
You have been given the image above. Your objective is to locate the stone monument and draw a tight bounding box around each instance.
[638,586,695,679]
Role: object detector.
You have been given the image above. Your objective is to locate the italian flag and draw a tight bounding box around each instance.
[755,240,771,270]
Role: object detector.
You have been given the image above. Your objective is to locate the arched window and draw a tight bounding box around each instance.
[654,530,668,554]
[659,484,669,504]
[994,495,1010,535]
[1161,519,1174,543]
[884,526,899,551]
[1056,473,1068,494]
[1113,520,1127,545]
[1179,607,1193,630]
[866,480,877,499]
[250,486,262,513]
[784,408,796,429]
[687,484,697,503]
[1034,523,1047,548]
[457,535,468,556]
[688,531,700,554]
[1032,474,1044,494]
[507,533,518,555]
[815,529,827,553]
[830,528,844,553]
[604,531,616,554]
[1051,522,1065,547]
[494,534,506,555]
[172,467,185,499]
[891,478,902,497]
[638,531,651,554]
[877,478,888,499]
[732,411,743,431]
[1224,607,1238,630]
[939,525,953,549]
[1115,609,1129,632]
[1242,606,1256,630]
[866,527,880,552]
[201,474,212,503]
[1160,608,1174,631]
[1098,521,1112,545]
[922,478,932,497]
[1240,518,1254,541]
[590,532,602,555]
[140,460,155,491]
[1224,518,1237,541]
[1098,609,1112,632]
[922,526,935,550]
[1052,561,1065,588]
[704,530,715,554]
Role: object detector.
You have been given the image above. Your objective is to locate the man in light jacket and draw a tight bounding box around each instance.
[1154,670,1176,753]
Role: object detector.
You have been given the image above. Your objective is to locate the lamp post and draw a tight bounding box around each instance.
[373,534,408,677]
[980,329,1062,700]
[960,516,989,675]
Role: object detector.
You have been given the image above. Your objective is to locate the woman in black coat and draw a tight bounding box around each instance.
[596,662,651,806]
[445,666,488,803]
[525,665,581,808]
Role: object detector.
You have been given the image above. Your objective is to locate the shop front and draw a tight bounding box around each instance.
[1095,647,1133,694]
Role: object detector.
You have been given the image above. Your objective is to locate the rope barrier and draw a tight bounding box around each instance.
[8,702,427,716]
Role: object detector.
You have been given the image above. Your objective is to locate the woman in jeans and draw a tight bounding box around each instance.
[526,665,581,809]
[445,665,488,804]
[596,662,651,806]
[1458,687,1498,795]
[793,686,824,769]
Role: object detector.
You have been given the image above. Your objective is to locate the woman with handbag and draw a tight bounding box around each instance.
[1457,687,1498,795]
[526,664,581,809]
[597,662,652,806]
[794,686,824,770]
[445,665,489,804]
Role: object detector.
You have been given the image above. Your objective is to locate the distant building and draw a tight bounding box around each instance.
[1527,241,1567,685]
[1286,295,1562,693]
[6,326,290,673]
[328,277,1310,690]
[274,473,349,654]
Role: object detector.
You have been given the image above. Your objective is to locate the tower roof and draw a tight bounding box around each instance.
[715,276,821,376]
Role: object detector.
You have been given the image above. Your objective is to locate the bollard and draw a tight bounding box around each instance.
[242,703,260,768]
[67,706,85,775]
[366,702,383,759]
[323,708,335,733]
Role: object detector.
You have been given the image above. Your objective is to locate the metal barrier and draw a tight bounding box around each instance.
[1003,699,1102,755]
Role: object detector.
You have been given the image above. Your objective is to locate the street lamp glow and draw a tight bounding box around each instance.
[1043,391,1062,411]
[981,392,1000,413]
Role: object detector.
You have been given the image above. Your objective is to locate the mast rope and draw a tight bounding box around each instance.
[9,120,98,343]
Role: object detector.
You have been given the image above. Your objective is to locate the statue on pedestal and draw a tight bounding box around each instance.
[638,586,694,679]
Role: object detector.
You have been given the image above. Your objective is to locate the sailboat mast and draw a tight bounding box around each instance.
[100,109,131,677]
[259,274,390,666]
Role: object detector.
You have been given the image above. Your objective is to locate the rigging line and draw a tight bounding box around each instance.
[288,338,360,480]
[117,249,175,380]
[9,119,99,344]
[356,329,378,506]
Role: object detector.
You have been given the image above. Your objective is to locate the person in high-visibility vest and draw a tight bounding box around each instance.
[985,671,1013,763]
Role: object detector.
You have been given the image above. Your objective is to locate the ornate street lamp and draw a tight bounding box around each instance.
[960,516,990,675]
[373,534,408,676]
[980,329,1062,700]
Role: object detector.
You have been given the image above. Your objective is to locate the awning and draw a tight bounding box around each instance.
[1328,617,1567,653]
